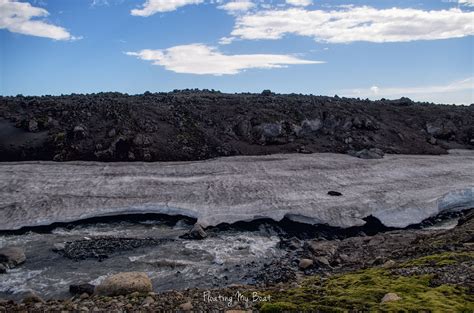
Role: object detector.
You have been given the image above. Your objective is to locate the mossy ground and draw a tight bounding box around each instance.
[401,251,473,267]
[258,252,474,312]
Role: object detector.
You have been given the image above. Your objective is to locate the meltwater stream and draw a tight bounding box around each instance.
[0,218,283,300]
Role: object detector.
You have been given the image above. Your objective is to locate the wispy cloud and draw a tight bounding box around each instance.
[286,0,312,7]
[126,43,322,75]
[218,0,255,14]
[340,77,474,104]
[131,0,204,16]
[230,6,474,43]
[91,0,109,7]
[219,36,235,45]
[458,0,474,6]
[0,0,77,40]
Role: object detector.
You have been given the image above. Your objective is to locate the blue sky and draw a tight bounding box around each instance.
[0,0,473,104]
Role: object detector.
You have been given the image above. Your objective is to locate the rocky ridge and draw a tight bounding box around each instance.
[1,91,473,162]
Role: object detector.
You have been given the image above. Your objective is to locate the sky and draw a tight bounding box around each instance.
[0,0,473,104]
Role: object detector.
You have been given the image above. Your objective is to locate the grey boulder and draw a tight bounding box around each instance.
[181,223,207,240]
[0,246,26,268]
[94,272,153,296]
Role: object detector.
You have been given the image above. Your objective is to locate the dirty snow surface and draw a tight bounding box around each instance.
[1,151,473,230]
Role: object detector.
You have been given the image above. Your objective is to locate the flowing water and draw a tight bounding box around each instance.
[0,218,283,300]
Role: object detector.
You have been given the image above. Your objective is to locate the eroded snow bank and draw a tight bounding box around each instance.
[0,151,473,230]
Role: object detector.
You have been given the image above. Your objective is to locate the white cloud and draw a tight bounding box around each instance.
[91,0,109,7]
[218,1,255,13]
[219,36,235,44]
[370,86,379,94]
[230,6,474,43]
[286,0,312,7]
[459,0,474,6]
[131,0,204,16]
[0,0,75,40]
[341,77,474,105]
[126,43,322,75]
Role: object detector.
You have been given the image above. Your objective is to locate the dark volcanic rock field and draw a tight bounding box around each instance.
[0,90,473,162]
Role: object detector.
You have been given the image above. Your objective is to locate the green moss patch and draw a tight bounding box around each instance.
[401,251,473,267]
[259,252,474,312]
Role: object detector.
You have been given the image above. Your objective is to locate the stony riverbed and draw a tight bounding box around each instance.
[0,209,472,312]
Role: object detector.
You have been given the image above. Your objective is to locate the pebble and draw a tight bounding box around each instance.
[382,260,396,269]
[129,291,140,298]
[315,256,330,266]
[22,291,45,304]
[180,302,193,311]
[142,296,155,305]
[381,293,401,303]
[299,258,314,270]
